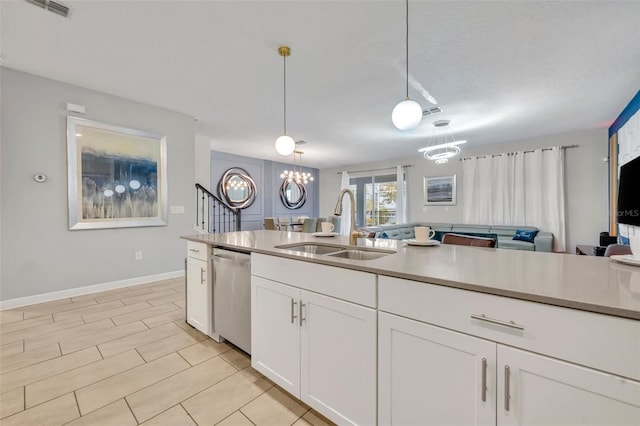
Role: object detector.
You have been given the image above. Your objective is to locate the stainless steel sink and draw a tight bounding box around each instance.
[276,243,395,260]
[324,249,392,260]
[275,243,346,255]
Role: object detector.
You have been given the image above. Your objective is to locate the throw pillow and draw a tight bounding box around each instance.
[513,229,539,243]
[356,229,377,238]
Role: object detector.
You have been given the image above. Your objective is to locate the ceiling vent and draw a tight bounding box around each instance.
[25,0,70,17]
[422,106,443,116]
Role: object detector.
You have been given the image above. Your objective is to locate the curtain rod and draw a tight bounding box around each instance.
[459,144,579,161]
[336,164,413,175]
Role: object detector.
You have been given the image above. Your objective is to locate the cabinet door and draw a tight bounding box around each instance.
[300,290,377,426]
[186,257,211,335]
[251,276,300,397]
[379,312,496,426]
[498,345,640,426]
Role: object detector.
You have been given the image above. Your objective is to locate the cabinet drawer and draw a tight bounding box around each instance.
[251,254,376,307]
[379,275,640,381]
[187,241,209,261]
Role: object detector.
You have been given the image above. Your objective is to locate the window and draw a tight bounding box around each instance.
[349,174,400,228]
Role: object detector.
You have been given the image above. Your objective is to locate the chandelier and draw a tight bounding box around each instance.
[418,120,467,164]
[281,150,314,185]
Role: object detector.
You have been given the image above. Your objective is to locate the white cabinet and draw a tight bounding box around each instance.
[251,254,377,426]
[498,346,640,426]
[251,276,300,396]
[301,290,376,426]
[186,242,212,335]
[378,276,640,425]
[379,312,496,426]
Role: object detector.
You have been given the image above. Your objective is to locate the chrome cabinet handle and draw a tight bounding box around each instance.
[189,248,200,253]
[299,301,306,326]
[504,365,511,411]
[290,299,298,324]
[481,357,487,402]
[471,314,524,331]
[200,267,205,285]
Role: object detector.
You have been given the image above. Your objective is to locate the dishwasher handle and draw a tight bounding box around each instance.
[211,254,251,267]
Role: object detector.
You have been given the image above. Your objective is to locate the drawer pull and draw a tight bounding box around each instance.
[471,314,524,331]
[481,357,487,402]
[504,365,511,411]
[290,299,298,324]
[189,248,200,253]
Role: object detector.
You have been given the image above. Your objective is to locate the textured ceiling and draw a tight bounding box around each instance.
[2,0,639,168]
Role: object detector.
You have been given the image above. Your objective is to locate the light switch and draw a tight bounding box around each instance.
[170,205,185,214]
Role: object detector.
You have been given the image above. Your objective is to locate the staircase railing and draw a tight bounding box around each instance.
[195,183,241,233]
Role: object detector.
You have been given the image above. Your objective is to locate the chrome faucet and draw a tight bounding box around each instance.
[333,189,360,245]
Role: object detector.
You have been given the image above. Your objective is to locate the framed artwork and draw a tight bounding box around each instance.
[67,117,168,230]
[424,175,457,205]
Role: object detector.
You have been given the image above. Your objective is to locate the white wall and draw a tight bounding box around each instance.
[194,134,212,188]
[1,68,195,301]
[320,128,609,253]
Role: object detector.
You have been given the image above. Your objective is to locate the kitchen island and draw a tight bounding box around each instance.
[182,230,640,425]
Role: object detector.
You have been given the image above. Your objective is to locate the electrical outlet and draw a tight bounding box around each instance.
[135,251,143,261]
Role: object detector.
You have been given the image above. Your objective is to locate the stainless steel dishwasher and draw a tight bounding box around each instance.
[212,248,251,354]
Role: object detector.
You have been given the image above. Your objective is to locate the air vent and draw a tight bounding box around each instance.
[433,120,450,127]
[422,106,443,116]
[25,0,70,17]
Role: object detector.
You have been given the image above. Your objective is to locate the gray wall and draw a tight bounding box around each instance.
[210,151,319,230]
[1,68,195,301]
[320,128,609,253]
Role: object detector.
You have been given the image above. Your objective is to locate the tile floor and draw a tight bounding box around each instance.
[0,278,335,425]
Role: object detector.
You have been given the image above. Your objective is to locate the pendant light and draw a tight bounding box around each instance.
[275,46,296,156]
[418,120,467,164]
[392,0,422,131]
[281,150,314,185]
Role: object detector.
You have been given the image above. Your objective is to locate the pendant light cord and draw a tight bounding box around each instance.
[405,0,409,99]
[283,54,287,135]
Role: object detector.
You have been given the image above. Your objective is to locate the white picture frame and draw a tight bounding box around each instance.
[67,117,168,230]
[424,175,457,205]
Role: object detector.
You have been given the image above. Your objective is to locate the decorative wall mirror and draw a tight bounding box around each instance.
[217,167,257,209]
[279,179,307,209]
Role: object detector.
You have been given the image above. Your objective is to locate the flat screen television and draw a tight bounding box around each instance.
[617,155,640,226]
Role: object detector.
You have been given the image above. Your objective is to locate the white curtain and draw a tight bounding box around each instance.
[396,166,407,224]
[339,171,351,235]
[462,147,566,252]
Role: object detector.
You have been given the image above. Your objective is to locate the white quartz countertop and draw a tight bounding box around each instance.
[182,230,640,320]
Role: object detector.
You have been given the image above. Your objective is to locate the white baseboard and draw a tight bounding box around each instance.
[0,270,185,310]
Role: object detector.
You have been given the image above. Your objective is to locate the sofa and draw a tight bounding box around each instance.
[360,222,553,252]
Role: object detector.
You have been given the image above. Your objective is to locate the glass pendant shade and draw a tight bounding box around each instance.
[392,99,422,131]
[275,135,295,156]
